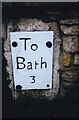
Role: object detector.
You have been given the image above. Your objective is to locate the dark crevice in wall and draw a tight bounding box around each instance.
[2,38,13,118]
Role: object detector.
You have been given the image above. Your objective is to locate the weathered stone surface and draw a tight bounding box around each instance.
[4,18,61,99]
[10,18,59,38]
[59,18,79,25]
[48,22,59,37]
[74,54,79,65]
[17,18,49,31]
[62,81,74,88]
[62,68,79,82]
[63,52,71,67]
[60,25,79,35]
[63,36,79,53]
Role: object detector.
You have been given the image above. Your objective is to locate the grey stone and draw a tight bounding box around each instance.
[62,68,79,82]
[59,18,79,25]
[63,36,79,53]
[60,25,79,35]
[74,54,79,65]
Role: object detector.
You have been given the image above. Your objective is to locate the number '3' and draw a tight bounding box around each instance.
[30,76,36,83]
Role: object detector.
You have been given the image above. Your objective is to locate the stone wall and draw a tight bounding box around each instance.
[59,18,79,96]
[2,5,79,100]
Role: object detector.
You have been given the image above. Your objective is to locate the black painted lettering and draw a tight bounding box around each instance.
[19,38,31,50]
[35,61,39,69]
[31,44,38,51]
[30,76,36,83]
[41,57,47,69]
[16,57,25,69]
[27,62,32,70]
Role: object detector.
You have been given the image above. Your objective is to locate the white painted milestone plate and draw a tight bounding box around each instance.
[10,31,53,90]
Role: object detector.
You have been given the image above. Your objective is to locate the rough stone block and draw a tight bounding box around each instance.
[60,25,79,35]
[63,36,79,53]
[8,18,59,38]
[63,52,71,67]
[48,22,59,37]
[59,18,79,25]
[62,67,79,82]
[74,54,79,65]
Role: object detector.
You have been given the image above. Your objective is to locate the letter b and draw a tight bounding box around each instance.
[16,57,26,69]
